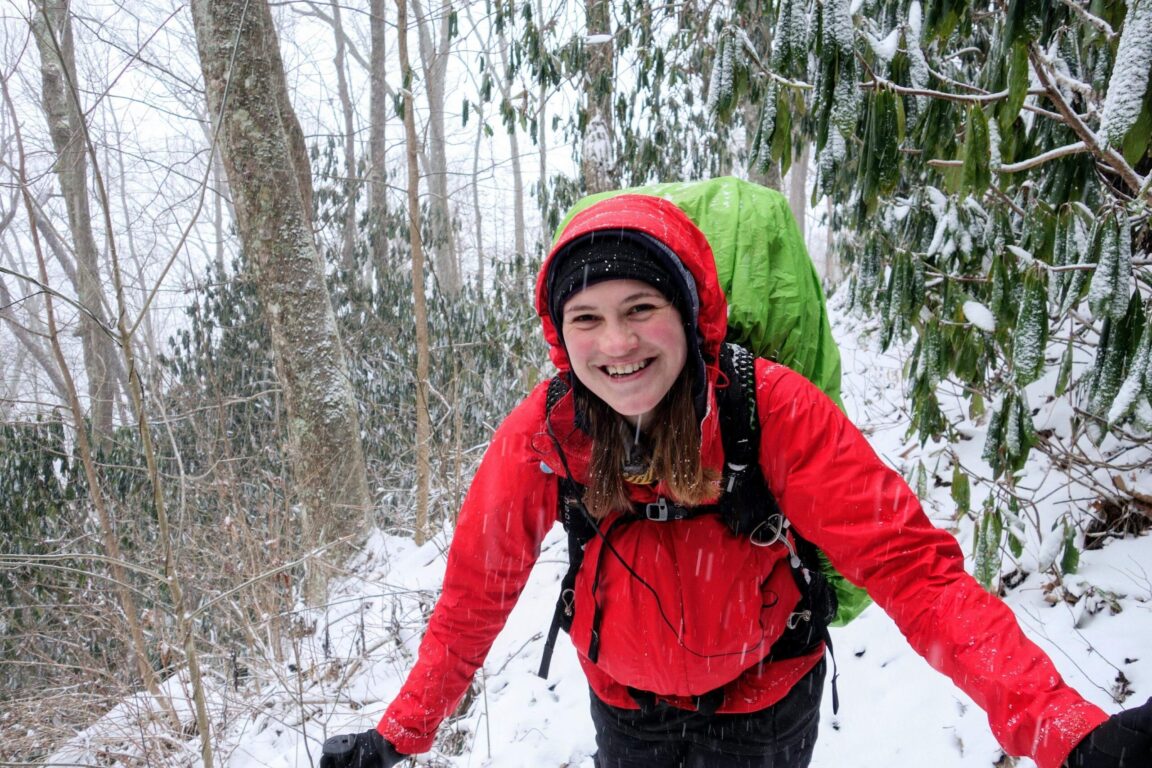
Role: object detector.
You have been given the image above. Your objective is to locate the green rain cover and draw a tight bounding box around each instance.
[559,176,870,625]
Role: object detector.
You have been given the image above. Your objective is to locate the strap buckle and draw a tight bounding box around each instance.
[645,497,672,521]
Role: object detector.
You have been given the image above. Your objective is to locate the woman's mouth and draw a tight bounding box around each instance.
[603,359,651,377]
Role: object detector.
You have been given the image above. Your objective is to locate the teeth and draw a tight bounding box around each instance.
[605,360,648,376]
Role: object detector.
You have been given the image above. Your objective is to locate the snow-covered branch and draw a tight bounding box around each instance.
[1029,45,1150,203]
[861,76,1009,104]
[737,29,814,91]
[1059,0,1117,41]
[998,142,1088,173]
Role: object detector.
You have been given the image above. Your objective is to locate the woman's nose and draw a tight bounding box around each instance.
[599,318,637,354]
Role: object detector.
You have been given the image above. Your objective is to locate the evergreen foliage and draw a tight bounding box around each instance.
[0,417,156,726]
[703,0,1152,583]
[160,145,546,543]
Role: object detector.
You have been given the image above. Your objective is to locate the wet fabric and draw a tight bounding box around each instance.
[590,660,824,768]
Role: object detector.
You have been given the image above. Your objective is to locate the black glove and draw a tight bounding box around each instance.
[319,729,405,768]
[1065,698,1152,767]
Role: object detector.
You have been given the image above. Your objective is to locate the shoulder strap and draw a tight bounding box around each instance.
[715,343,783,538]
[537,353,840,691]
[716,343,759,467]
[539,375,597,678]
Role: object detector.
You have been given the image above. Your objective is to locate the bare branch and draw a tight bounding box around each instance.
[862,76,1010,104]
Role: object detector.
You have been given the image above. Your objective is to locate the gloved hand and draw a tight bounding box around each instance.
[1065,698,1152,767]
[319,729,405,768]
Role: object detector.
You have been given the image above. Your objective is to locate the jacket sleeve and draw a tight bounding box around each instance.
[376,385,558,755]
[755,362,1107,768]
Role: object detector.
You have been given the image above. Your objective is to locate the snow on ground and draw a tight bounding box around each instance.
[50,288,1152,767]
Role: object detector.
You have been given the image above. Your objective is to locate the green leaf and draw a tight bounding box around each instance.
[981,395,1009,477]
[771,90,794,175]
[962,104,991,194]
[876,88,905,195]
[1011,265,1049,386]
[974,499,1003,589]
[1055,332,1075,397]
[1120,80,1152,167]
[1088,209,1132,321]
[1086,294,1145,429]
[998,42,1030,135]
[924,0,964,43]
[1060,522,1080,575]
[951,462,971,515]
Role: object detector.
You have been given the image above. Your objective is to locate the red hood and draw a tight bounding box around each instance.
[535,194,728,375]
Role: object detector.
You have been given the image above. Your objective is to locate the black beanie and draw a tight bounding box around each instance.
[547,230,692,329]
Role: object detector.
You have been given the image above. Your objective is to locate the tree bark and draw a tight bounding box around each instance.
[32,0,117,449]
[369,0,391,273]
[788,143,810,242]
[496,20,526,267]
[189,0,372,599]
[396,0,433,545]
[581,0,616,194]
[328,0,360,277]
[411,0,460,294]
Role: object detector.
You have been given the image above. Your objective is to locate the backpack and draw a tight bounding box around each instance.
[547,177,871,625]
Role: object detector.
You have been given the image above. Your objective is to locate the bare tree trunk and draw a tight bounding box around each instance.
[189,0,372,599]
[581,0,616,194]
[329,0,359,277]
[411,0,459,293]
[471,100,486,287]
[369,0,390,273]
[396,0,433,546]
[496,21,526,266]
[536,0,549,222]
[788,143,810,241]
[32,0,117,449]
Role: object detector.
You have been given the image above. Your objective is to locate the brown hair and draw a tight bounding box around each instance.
[578,369,720,519]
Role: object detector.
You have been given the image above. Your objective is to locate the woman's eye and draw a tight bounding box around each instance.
[566,313,599,326]
[627,303,659,317]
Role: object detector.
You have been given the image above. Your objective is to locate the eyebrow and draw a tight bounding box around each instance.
[563,289,665,316]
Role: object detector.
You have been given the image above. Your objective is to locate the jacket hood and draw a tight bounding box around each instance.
[536,194,728,376]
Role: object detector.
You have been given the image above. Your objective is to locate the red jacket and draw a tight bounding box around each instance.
[378,195,1107,768]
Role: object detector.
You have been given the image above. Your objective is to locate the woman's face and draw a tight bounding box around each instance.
[561,278,687,426]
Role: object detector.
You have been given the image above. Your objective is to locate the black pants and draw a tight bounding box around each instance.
[590,659,824,768]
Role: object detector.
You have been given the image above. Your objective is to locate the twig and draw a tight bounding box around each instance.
[998,141,1088,173]
[861,75,1010,104]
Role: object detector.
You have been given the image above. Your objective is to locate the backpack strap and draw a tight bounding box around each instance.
[538,375,594,678]
[718,344,841,712]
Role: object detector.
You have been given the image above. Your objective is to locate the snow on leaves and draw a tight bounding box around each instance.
[707,26,750,122]
[1100,0,1152,151]
[1087,207,1133,322]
